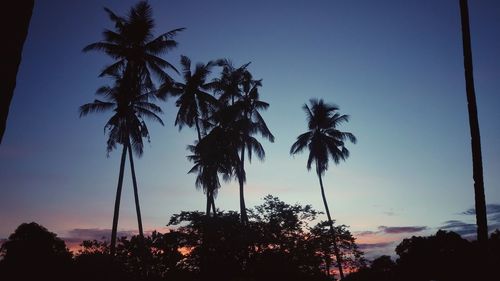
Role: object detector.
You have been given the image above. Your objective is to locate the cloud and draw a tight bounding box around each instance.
[354,230,377,237]
[440,204,500,239]
[462,204,500,216]
[357,241,395,251]
[354,225,428,260]
[439,220,477,238]
[378,226,427,234]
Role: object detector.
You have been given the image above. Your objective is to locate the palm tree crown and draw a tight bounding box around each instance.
[290,98,356,175]
[83,1,184,89]
[170,56,218,140]
[79,75,164,156]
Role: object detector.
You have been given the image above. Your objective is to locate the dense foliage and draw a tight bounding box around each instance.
[0,197,365,281]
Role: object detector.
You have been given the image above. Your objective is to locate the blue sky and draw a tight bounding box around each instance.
[1,0,499,258]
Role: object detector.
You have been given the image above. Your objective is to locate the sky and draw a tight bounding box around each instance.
[1,0,500,259]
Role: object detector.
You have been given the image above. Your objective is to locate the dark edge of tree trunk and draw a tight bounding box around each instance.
[459,0,488,244]
[110,144,128,257]
[317,171,344,280]
[0,0,34,144]
[239,146,248,224]
[206,191,211,216]
[195,116,202,142]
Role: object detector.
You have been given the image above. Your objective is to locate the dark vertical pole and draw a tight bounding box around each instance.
[459,0,488,245]
[0,0,34,143]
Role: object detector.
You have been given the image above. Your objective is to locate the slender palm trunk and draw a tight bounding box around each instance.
[459,0,488,246]
[238,146,248,223]
[317,171,344,279]
[110,144,128,256]
[195,117,214,217]
[127,140,144,238]
[211,195,216,215]
[206,191,212,216]
[195,116,202,142]
[204,190,217,216]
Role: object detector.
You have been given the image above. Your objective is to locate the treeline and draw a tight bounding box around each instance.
[345,229,500,281]
[0,196,364,281]
[2,207,499,281]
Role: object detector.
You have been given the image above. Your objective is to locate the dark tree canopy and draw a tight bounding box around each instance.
[0,222,72,281]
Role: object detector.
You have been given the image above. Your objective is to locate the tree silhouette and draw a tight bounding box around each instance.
[83,1,184,88]
[167,195,364,280]
[0,222,72,281]
[165,56,225,215]
[310,221,366,277]
[290,98,356,280]
[82,1,182,256]
[168,56,217,141]
[213,60,274,223]
[458,0,488,249]
[395,230,475,281]
[187,132,233,216]
[79,75,164,256]
[0,0,34,144]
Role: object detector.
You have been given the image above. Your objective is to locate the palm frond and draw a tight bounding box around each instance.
[290,131,311,155]
[79,100,115,117]
[134,106,164,126]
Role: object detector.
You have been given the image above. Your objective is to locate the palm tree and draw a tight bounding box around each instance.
[459,0,488,247]
[212,59,251,105]
[83,1,181,256]
[213,63,274,223]
[166,56,221,213]
[290,99,356,280]
[170,56,217,141]
[80,75,163,256]
[83,1,184,96]
[187,130,234,216]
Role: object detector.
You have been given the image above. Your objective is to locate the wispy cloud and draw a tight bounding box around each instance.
[354,224,428,260]
[358,241,395,251]
[355,230,377,237]
[378,226,427,234]
[462,204,500,216]
[440,203,500,239]
[440,220,477,238]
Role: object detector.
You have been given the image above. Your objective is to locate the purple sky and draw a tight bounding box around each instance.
[1,0,500,259]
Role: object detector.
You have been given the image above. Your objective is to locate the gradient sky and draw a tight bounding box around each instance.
[1,0,499,258]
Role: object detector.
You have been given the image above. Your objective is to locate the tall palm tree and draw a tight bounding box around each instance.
[80,75,163,256]
[167,56,220,213]
[459,0,488,247]
[213,63,274,223]
[83,1,181,256]
[290,99,356,280]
